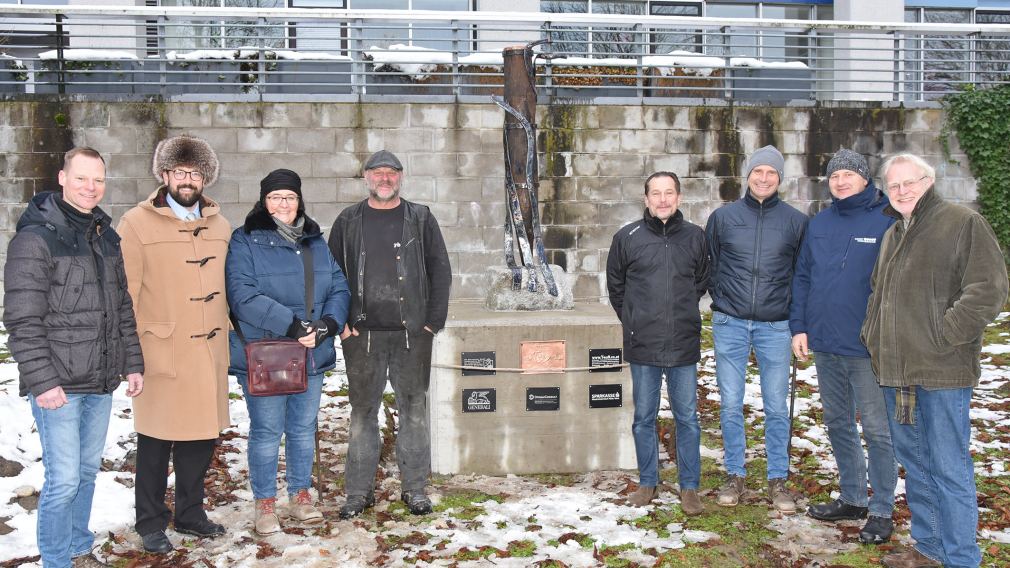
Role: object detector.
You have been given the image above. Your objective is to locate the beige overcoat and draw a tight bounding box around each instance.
[118,188,232,440]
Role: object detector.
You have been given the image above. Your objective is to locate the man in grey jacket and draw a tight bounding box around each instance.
[328,150,452,519]
[4,147,144,567]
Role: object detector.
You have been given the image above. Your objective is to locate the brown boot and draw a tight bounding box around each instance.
[717,475,746,507]
[767,478,797,513]
[881,548,942,568]
[254,497,281,536]
[288,489,323,524]
[680,489,703,516]
[627,485,658,507]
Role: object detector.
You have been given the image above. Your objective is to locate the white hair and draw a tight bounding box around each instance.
[879,153,936,182]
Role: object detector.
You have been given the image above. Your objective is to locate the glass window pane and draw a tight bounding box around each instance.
[706,4,757,57]
[414,0,468,9]
[291,0,346,7]
[650,2,703,54]
[590,1,644,56]
[976,12,1010,86]
[760,6,810,62]
[920,9,971,97]
[542,1,589,56]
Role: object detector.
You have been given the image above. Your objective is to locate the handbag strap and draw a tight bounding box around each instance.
[229,238,317,346]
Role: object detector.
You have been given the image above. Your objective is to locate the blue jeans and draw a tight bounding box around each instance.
[630,363,701,489]
[883,386,980,568]
[814,352,897,518]
[30,393,113,568]
[238,374,324,500]
[712,311,791,480]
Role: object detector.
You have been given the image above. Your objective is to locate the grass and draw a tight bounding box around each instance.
[433,489,504,521]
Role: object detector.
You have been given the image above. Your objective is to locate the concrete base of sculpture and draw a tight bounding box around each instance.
[428,303,636,475]
[484,264,574,311]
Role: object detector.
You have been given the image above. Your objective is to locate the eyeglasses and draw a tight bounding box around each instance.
[266,194,299,205]
[886,175,928,192]
[170,169,204,181]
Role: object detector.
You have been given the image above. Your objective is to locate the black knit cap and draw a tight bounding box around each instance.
[259,168,302,202]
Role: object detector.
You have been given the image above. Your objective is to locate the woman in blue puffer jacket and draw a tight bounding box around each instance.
[226,168,349,535]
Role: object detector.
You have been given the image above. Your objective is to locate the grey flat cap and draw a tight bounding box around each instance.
[363,150,403,171]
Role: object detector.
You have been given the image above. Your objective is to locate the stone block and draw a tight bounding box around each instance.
[410,104,455,128]
[906,110,935,132]
[314,103,360,128]
[286,128,336,154]
[484,265,573,311]
[336,128,383,154]
[451,272,492,300]
[109,104,163,128]
[220,153,313,179]
[211,178,240,204]
[311,153,361,178]
[165,103,213,128]
[216,202,247,227]
[237,178,261,203]
[236,128,286,153]
[411,153,458,177]
[456,201,506,227]
[0,127,31,154]
[68,104,110,128]
[780,131,807,155]
[645,154,689,176]
[597,106,644,130]
[403,177,436,203]
[212,104,262,128]
[783,154,805,178]
[441,226,487,253]
[361,104,408,128]
[305,202,341,228]
[428,202,459,227]
[437,178,482,202]
[456,250,505,274]
[105,153,152,180]
[575,177,623,202]
[0,103,33,127]
[572,272,605,302]
[477,129,502,154]
[458,153,504,177]
[551,202,597,226]
[577,225,621,249]
[543,225,576,249]
[577,130,620,154]
[82,127,139,155]
[300,178,337,204]
[480,106,504,129]
[262,103,313,128]
[165,128,238,154]
[598,202,642,227]
[457,105,484,128]
[644,106,690,130]
[665,130,699,154]
[336,178,366,202]
[105,178,140,206]
[388,129,436,153]
[0,179,33,204]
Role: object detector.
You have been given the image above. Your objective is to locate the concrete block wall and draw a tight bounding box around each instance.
[0,100,973,309]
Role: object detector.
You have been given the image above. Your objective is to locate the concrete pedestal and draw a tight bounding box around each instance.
[429,303,636,475]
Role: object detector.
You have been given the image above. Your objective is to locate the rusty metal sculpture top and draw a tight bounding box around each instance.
[491,39,558,298]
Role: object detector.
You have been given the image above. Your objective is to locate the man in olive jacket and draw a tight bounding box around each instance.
[607,171,709,515]
[862,153,1008,568]
[4,147,144,567]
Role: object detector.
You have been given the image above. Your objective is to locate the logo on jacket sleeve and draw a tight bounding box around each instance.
[854,237,877,244]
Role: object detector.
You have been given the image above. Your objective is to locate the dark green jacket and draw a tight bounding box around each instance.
[861,188,1008,388]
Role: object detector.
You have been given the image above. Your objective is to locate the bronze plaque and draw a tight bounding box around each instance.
[520,340,566,374]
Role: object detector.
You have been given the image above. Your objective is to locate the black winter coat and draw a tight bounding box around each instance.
[4,192,144,397]
[705,192,807,322]
[607,209,710,367]
[328,198,452,335]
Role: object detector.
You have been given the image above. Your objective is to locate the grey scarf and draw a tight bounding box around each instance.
[273,215,305,243]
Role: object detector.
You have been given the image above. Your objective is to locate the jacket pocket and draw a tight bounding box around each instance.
[57,264,86,313]
[49,326,100,385]
[929,301,951,349]
[138,322,177,378]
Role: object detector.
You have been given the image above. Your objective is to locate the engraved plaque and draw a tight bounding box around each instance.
[461,351,496,376]
[526,387,560,411]
[520,340,566,374]
[589,348,622,373]
[462,388,496,413]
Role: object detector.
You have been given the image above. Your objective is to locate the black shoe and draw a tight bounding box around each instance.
[859,515,894,544]
[339,494,376,519]
[140,530,174,554]
[174,519,225,538]
[401,490,432,515]
[806,498,868,521]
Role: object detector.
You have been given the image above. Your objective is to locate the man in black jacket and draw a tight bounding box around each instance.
[328,150,452,519]
[4,147,144,567]
[705,145,807,513]
[606,171,709,515]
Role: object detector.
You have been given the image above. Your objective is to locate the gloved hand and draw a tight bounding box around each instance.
[286,317,313,339]
[307,317,339,344]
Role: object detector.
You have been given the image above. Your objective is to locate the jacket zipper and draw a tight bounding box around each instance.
[750,202,765,317]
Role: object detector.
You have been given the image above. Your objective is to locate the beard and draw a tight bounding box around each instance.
[368,182,400,203]
[169,182,203,207]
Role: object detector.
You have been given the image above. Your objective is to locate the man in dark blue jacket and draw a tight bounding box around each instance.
[607,171,709,515]
[706,145,807,513]
[790,149,897,544]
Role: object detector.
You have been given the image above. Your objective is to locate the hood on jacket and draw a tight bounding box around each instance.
[242,201,321,237]
[831,181,888,214]
[18,191,111,240]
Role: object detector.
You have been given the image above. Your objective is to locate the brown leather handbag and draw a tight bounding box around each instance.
[230,240,314,397]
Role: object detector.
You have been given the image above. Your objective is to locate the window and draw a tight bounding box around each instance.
[976,11,1010,87]
[649,1,702,55]
[160,0,286,50]
[904,7,971,100]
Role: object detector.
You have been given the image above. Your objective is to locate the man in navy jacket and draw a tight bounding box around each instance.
[789,149,897,544]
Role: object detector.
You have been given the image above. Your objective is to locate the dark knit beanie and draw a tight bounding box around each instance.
[259,169,302,202]
[826,148,871,181]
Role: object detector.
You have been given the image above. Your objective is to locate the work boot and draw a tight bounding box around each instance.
[72,553,109,567]
[881,547,942,568]
[140,530,173,554]
[717,475,746,507]
[254,497,281,536]
[339,493,375,519]
[768,478,797,513]
[807,498,868,521]
[627,485,658,507]
[288,489,323,524]
[679,489,703,516]
[401,490,433,515]
[859,515,894,544]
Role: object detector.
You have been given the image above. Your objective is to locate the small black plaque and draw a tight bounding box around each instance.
[462,388,496,413]
[589,384,623,408]
[461,351,496,376]
[589,348,622,373]
[526,387,560,411]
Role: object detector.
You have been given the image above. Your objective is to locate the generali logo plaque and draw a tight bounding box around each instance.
[519,340,565,374]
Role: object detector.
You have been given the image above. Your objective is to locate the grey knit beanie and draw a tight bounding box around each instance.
[746,145,784,181]
[826,148,871,181]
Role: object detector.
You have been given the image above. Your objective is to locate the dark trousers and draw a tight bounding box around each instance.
[134,433,216,536]
[343,329,433,497]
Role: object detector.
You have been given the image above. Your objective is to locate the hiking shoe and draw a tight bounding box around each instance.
[339,493,375,519]
[881,547,941,567]
[254,497,281,536]
[680,489,703,516]
[717,475,746,507]
[174,518,225,538]
[627,485,658,507]
[288,489,323,524]
[859,515,894,544]
[807,498,868,521]
[401,490,433,515]
[768,478,796,513]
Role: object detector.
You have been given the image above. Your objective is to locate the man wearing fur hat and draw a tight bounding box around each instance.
[118,135,232,554]
[790,149,897,544]
[705,145,808,513]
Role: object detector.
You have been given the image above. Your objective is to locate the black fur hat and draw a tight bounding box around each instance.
[151,135,220,187]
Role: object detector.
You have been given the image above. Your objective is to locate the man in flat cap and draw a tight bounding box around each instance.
[328,149,452,519]
[705,145,808,513]
[790,148,897,544]
[118,135,232,554]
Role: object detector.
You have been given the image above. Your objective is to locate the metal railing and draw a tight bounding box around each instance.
[1,5,1009,103]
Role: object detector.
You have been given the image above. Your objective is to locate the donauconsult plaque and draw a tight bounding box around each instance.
[520,340,565,374]
[588,348,622,373]
[462,388,496,413]
[526,387,561,411]
[589,384,623,408]
[461,351,496,376]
